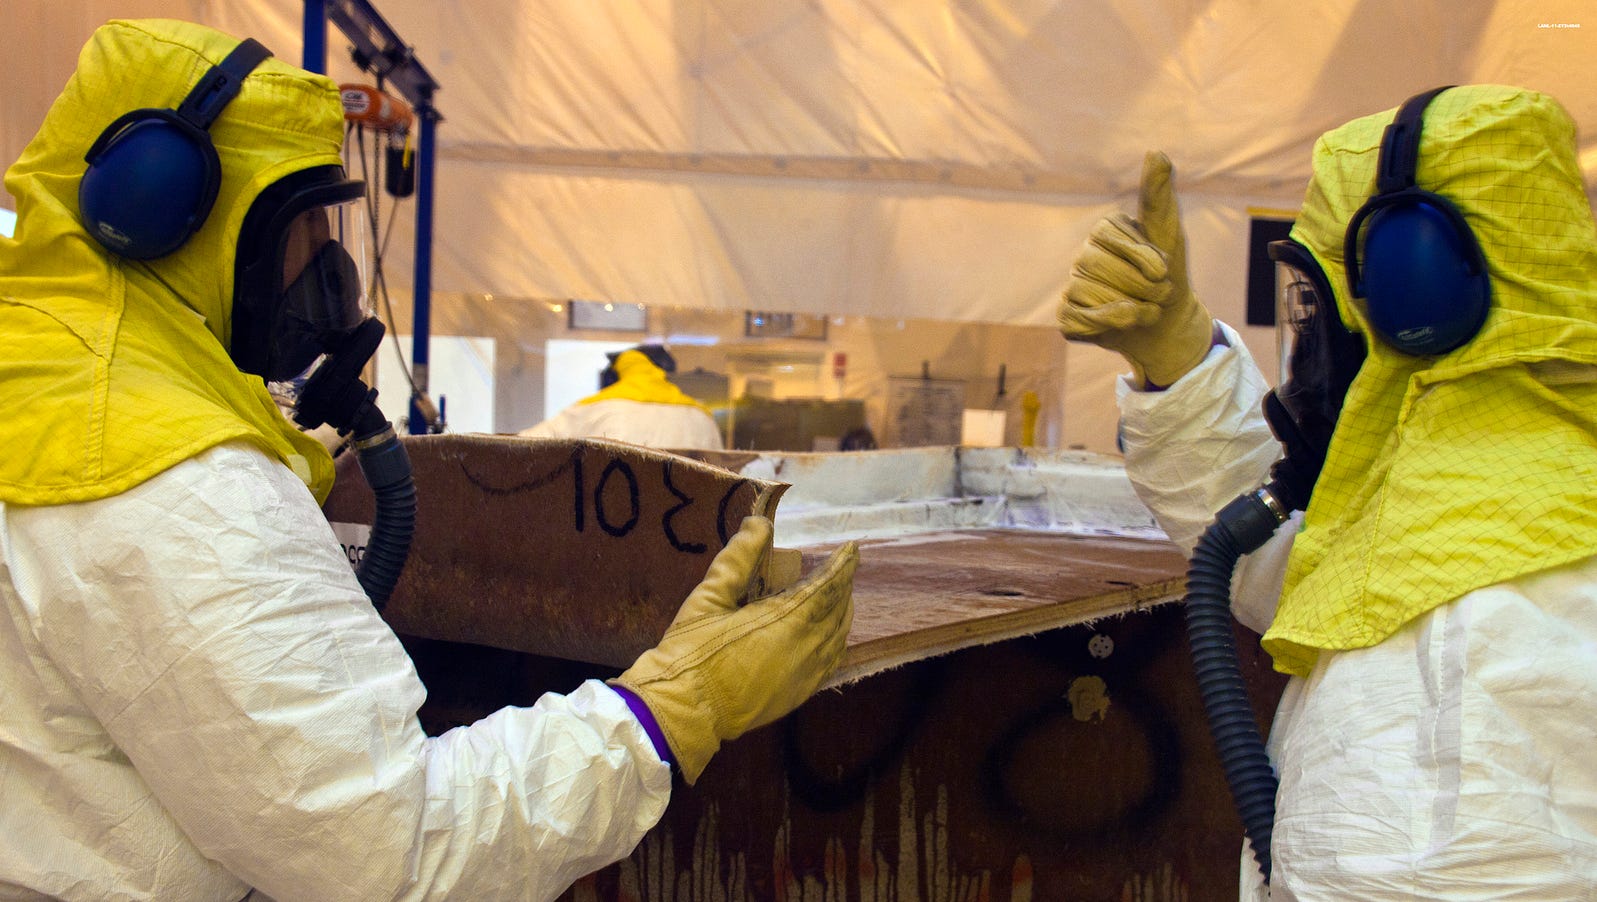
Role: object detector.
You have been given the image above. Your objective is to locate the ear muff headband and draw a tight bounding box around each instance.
[78,38,273,260]
[1343,85,1491,356]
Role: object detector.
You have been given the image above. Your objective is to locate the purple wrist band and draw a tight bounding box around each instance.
[609,685,675,767]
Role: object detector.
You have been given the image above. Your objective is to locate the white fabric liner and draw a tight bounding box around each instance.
[8,2,1594,325]
[732,445,1163,546]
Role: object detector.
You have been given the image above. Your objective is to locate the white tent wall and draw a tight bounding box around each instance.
[6,1,1596,452]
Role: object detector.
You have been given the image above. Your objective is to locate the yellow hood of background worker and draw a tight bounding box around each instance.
[1268,85,1597,676]
[0,18,343,506]
[522,346,726,449]
[581,348,714,412]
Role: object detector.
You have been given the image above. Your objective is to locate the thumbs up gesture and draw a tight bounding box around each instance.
[1057,151,1215,390]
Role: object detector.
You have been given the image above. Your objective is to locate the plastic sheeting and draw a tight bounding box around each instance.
[5,1,1596,451]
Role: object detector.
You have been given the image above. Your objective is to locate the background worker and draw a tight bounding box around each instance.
[521,344,726,449]
[1058,87,1597,898]
[0,19,855,901]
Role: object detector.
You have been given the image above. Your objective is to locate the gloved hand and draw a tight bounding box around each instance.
[611,516,857,784]
[1058,151,1214,389]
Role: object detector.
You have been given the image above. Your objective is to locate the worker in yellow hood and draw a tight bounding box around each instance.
[1058,86,1597,898]
[521,344,726,448]
[0,19,855,900]
[0,23,358,504]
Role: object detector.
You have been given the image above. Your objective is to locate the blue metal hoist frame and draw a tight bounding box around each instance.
[302,0,441,434]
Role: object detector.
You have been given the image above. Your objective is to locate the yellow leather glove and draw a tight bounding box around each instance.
[1058,151,1215,389]
[611,516,857,784]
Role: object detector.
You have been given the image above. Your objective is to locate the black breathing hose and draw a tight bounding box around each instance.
[1183,480,1293,883]
[348,405,416,612]
[1184,389,1324,884]
[293,318,417,612]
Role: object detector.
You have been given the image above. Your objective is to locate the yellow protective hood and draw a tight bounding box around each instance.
[0,19,346,506]
[579,350,713,412]
[1266,85,1597,675]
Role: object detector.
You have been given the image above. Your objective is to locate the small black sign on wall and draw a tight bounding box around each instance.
[1246,216,1296,326]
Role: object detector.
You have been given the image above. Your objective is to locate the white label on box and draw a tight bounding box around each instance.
[330,521,373,571]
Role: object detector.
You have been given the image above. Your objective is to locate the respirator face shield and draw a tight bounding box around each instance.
[265,198,372,408]
[1273,242,1330,384]
[1265,239,1368,485]
[232,166,372,406]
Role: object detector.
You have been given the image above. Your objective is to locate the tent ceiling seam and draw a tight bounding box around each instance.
[442,143,1311,199]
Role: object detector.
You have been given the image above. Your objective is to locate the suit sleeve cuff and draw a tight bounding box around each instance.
[608,684,675,767]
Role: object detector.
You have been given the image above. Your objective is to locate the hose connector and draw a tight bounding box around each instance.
[1212,482,1292,556]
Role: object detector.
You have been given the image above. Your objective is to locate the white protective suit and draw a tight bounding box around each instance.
[1118,323,1597,900]
[0,442,670,901]
[522,350,724,450]
[523,398,725,449]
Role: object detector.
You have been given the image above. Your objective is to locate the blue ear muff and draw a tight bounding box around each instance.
[1348,189,1490,355]
[77,38,272,260]
[79,111,220,259]
[1343,86,1492,356]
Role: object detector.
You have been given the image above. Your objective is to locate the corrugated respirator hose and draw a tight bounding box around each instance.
[293,317,416,611]
[1183,391,1320,885]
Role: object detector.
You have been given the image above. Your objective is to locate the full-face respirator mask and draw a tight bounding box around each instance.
[232,165,387,436]
[1264,240,1369,505]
